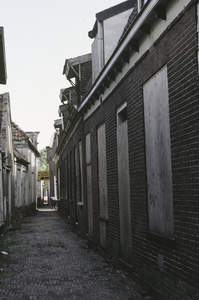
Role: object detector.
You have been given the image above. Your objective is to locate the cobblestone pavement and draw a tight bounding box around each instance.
[0,210,152,300]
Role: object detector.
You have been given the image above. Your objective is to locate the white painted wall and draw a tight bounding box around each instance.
[103,8,134,64]
[91,7,134,83]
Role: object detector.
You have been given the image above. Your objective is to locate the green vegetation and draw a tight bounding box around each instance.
[40,148,47,170]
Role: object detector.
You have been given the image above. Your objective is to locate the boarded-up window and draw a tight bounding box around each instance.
[79,141,83,203]
[57,168,60,200]
[86,133,93,237]
[117,102,132,265]
[143,65,174,237]
[70,151,73,201]
[97,123,108,248]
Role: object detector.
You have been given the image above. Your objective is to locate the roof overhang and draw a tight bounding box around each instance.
[14,148,30,167]
[63,53,91,79]
[79,0,168,114]
[88,0,136,39]
[59,86,76,103]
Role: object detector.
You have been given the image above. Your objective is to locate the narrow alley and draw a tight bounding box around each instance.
[0,211,152,300]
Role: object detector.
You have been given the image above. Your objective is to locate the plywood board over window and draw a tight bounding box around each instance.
[86,133,93,237]
[117,102,132,266]
[143,65,174,238]
[79,141,84,204]
[97,123,108,248]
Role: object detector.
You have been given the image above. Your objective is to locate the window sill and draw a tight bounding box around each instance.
[145,231,176,247]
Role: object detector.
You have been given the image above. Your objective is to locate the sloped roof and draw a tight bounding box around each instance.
[12,121,40,157]
[12,121,30,142]
[118,0,138,44]
[14,148,29,167]
[88,0,136,39]
[63,53,91,79]
[96,0,135,21]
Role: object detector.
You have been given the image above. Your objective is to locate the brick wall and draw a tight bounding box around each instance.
[80,61,92,98]
[83,3,199,299]
[57,2,199,299]
[57,115,88,236]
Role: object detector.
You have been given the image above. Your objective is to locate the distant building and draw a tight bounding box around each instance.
[12,122,40,214]
[0,27,40,231]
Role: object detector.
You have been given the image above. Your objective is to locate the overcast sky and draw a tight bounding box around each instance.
[0,0,123,150]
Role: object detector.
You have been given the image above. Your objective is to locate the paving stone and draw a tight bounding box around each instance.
[0,211,153,300]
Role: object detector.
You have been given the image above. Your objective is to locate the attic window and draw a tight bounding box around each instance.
[117,102,127,126]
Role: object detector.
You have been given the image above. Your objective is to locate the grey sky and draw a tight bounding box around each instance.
[0,0,122,150]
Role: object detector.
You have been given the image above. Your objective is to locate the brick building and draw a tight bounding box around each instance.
[53,1,199,299]
[53,54,92,232]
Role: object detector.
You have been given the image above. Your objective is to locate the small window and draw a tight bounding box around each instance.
[117,102,127,126]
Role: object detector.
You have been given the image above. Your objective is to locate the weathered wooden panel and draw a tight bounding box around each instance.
[86,133,93,237]
[117,120,132,264]
[97,124,108,219]
[86,133,91,165]
[79,141,84,203]
[57,168,60,200]
[100,221,106,249]
[87,165,93,237]
[98,124,108,248]
[143,65,174,237]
